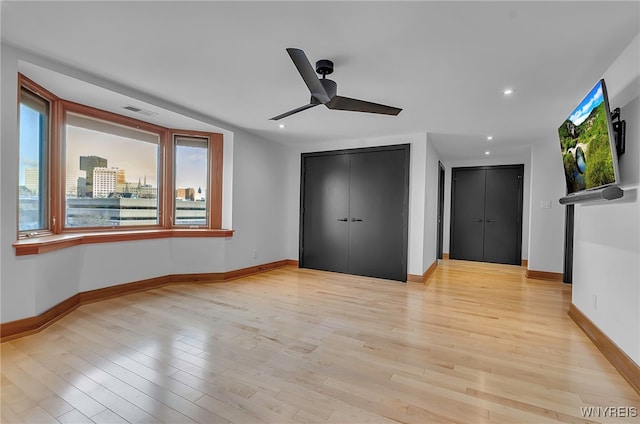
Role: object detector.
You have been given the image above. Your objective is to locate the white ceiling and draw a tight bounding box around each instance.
[2,1,639,160]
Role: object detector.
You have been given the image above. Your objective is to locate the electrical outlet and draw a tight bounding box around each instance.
[593,294,598,310]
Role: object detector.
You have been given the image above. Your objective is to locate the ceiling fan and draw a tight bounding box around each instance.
[270,48,402,121]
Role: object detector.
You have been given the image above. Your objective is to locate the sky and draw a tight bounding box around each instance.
[568,81,604,126]
[18,105,41,186]
[175,144,208,199]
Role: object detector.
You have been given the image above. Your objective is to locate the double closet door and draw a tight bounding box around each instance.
[450,165,524,265]
[300,145,409,282]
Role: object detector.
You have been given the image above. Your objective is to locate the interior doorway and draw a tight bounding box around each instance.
[437,161,445,260]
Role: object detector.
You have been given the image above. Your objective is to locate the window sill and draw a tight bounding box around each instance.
[13,229,235,256]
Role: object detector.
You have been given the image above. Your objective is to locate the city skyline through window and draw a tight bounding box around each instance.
[65,113,160,227]
[174,135,209,226]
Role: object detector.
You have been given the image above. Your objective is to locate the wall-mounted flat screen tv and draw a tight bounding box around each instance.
[557,79,620,195]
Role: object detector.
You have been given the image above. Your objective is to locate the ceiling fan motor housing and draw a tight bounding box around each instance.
[315,59,334,76]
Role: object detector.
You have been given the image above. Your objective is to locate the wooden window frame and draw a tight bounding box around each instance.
[14,73,230,256]
[60,100,168,232]
[169,131,223,229]
[17,75,58,238]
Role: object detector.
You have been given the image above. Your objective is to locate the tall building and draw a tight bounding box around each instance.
[24,168,39,194]
[92,167,117,198]
[76,177,86,197]
[79,155,107,197]
[176,187,195,201]
[116,169,126,184]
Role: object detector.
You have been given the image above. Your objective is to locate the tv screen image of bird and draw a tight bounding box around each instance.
[557,79,619,195]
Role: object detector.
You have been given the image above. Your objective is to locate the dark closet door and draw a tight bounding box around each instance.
[301,154,351,273]
[450,165,523,265]
[300,145,409,282]
[348,149,408,281]
[483,168,522,265]
[450,168,486,261]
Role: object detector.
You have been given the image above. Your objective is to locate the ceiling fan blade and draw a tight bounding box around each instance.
[286,48,331,104]
[269,103,319,121]
[326,95,402,116]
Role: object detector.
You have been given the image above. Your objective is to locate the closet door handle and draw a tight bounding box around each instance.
[473,219,483,222]
[486,219,496,223]
[351,218,363,222]
[337,218,348,222]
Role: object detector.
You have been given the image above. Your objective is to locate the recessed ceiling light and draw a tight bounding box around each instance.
[486,136,493,141]
[485,151,491,155]
[278,124,286,129]
[502,88,515,96]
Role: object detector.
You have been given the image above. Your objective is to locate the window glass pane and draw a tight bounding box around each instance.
[19,89,48,232]
[65,112,160,228]
[174,136,208,226]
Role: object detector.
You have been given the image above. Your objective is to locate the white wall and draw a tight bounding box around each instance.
[573,96,639,365]
[1,45,289,322]
[422,134,440,269]
[572,35,640,366]
[441,152,532,260]
[224,128,288,271]
[283,132,440,277]
[527,133,566,273]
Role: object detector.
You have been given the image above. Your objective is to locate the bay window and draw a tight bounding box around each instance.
[15,73,226,253]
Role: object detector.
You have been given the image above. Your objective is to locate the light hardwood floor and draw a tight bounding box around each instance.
[2,260,638,423]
